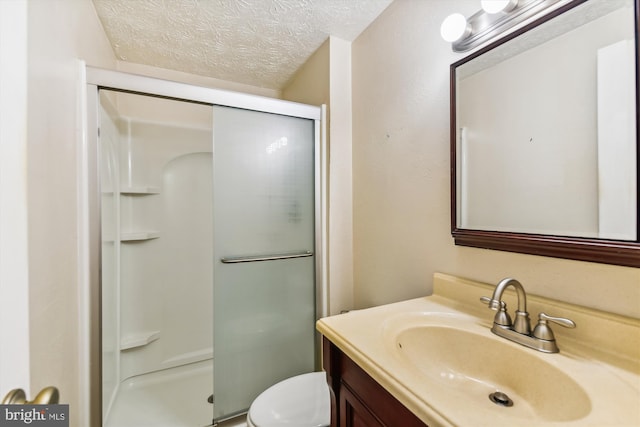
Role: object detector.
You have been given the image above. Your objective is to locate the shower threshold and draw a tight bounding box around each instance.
[105,359,213,427]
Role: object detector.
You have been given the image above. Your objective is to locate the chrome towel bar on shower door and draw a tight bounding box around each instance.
[220,250,313,264]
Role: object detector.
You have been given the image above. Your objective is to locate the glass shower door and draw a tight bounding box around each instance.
[212,106,316,421]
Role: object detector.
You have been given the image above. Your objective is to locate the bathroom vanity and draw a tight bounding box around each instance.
[317,273,640,427]
[323,337,426,426]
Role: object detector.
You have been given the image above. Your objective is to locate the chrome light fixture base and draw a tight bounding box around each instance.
[452,0,564,52]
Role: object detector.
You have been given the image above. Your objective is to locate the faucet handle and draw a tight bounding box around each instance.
[480,296,502,310]
[533,312,576,340]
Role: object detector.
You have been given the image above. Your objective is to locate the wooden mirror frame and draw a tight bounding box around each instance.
[450,0,640,268]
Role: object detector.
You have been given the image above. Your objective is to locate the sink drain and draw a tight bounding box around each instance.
[489,391,513,407]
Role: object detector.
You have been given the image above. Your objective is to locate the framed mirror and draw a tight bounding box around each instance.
[450,0,639,267]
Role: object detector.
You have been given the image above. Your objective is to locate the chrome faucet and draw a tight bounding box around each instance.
[481,278,575,353]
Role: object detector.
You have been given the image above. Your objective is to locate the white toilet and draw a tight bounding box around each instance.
[246,372,330,427]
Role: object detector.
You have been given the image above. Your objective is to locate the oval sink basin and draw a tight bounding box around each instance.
[393,324,592,422]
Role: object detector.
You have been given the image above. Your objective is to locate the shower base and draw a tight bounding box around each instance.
[105,359,214,427]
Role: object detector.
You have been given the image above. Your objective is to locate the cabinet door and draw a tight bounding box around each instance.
[323,337,429,427]
[340,385,385,427]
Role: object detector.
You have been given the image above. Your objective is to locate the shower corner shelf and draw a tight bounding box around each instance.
[121,231,160,242]
[120,331,161,351]
[121,186,160,195]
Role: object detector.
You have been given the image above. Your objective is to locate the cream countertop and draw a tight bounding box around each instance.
[316,273,640,427]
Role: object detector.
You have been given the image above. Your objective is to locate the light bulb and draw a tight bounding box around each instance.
[481,0,518,14]
[440,13,469,43]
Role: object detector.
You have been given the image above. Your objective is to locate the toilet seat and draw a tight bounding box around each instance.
[247,372,330,427]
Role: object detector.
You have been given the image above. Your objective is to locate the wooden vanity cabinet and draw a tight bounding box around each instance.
[323,337,428,427]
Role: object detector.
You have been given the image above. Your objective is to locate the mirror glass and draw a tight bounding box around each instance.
[452,0,639,266]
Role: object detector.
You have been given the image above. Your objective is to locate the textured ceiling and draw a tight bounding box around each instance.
[92,0,393,90]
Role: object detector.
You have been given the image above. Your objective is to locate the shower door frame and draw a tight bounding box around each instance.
[82,66,327,426]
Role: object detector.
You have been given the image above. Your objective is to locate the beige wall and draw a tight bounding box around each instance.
[283,39,330,105]
[327,37,354,315]
[26,0,116,425]
[283,37,355,315]
[352,0,640,318]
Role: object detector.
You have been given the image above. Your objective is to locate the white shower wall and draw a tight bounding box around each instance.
[100,91,214,420]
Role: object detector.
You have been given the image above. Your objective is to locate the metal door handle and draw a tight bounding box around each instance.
[2,386,59,404]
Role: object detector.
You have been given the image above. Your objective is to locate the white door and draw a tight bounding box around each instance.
[0,0,31,399]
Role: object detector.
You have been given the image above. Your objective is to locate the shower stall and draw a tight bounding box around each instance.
[86,68,324,427]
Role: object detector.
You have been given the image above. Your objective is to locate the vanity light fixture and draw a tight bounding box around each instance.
[481,0,519,14]
[441,0,563,52]
[440,13,472,42]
